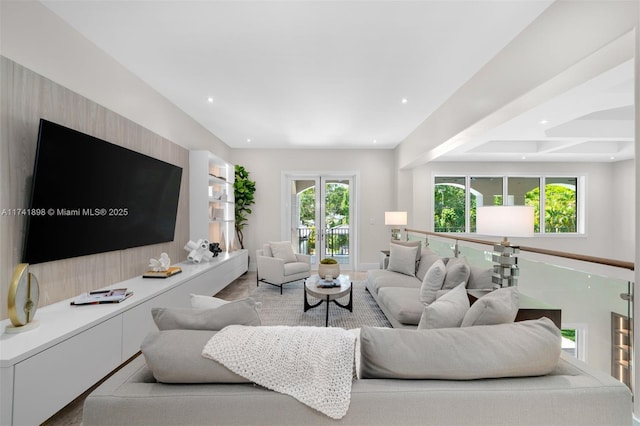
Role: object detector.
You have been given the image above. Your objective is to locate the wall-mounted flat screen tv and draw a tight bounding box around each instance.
[23,119,183,264]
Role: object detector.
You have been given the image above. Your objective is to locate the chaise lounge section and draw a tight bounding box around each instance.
[83,316,632,425]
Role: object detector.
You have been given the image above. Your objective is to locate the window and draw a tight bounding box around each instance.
[433,175,581,234]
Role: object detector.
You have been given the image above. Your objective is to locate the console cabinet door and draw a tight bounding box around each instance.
[13,316,122,426]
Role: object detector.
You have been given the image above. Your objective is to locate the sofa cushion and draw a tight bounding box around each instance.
[359,317,561,380]
[387,243,420,276]
[141,329,250,383]
[467,265,494,290]
[419,259,446,304]
[461,286,519,327]
[377,287,423,325]
[269,241,297,263]
[190,294,230,309]
[367,269,421,294]
[415,247,442,282]
[262,243,273,257]
[418,282,469,329]
[442,257,471,290]
[152,298,261,330]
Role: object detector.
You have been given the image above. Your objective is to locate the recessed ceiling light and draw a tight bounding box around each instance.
[539,119,548,125]
[207,97,214,103]
[610,156,616,160]
[521,156,527,160]
[246,138,251,143]
[401,98,408,104]
[373,139,377,144]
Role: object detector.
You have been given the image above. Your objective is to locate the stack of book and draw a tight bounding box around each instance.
[143,266,182,279]
[317,279,340,288]
[71,288,133,306]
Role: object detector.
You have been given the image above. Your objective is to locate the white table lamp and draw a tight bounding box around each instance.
[384,211,407,241]
[476,205,534,288]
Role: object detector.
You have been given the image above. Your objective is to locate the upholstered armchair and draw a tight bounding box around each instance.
[256,241,311,294]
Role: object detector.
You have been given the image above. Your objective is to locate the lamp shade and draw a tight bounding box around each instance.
[476,206,534,238]
[384,211,407,226]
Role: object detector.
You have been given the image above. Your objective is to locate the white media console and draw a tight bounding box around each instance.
[0,249,248,426]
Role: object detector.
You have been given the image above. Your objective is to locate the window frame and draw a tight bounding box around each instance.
[432,173,585,235]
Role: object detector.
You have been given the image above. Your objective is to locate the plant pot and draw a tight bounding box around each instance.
[318,263,340,280]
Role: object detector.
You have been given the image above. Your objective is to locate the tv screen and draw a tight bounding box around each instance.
[23,119,183,264]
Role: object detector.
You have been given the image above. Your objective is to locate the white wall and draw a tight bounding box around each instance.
[611,159,635,261]
[230,148,395,270]
[408,161,626,260]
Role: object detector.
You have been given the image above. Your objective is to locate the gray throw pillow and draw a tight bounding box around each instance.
[415,247,442,282]
[359,317,561,380]
[141,329,250,383]
[442,257,471,290]
[466,265,494,290]
[418,282,469,329]
[461,286,519,327]
[152,298,261,330]
[419,259,446,304]
[389,240,422,263]
[387,243,420,276]
[190,294,230,309]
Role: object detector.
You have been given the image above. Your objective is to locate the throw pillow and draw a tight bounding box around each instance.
[419,259,446,305]
[152,297,261,330]
[359,317,561,380]
[262,243,273,257]
[418,282,470,329]
[190,294,230,309]
[415,247,442,282]
[387,243,420,276]
[442,257,471,290]
[141,329,250,383]
[389,240,422,263]
[466,265,494,290]
[461,286,519,327]
[269,241,297,263]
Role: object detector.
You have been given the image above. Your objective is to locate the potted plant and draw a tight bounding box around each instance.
[318,257,340,280]
[233,164,256,250]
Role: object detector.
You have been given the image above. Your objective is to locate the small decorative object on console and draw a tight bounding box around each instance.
[143,266,182,279]
[149,252,171,272]
[6,263,40,333]
[209,242,222,257]
[184,239,215,263]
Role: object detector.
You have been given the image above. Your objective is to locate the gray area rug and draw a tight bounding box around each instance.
[250,280,391,329]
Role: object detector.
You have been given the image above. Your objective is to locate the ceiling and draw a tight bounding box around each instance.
[41,0,634,162]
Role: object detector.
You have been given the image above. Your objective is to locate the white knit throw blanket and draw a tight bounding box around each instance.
[202,325,356,419]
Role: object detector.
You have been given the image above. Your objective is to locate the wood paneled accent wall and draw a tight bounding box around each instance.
[0,56,190,320]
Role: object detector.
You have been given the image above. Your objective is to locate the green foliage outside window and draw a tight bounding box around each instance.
[434,184,466,232]
[298,183,350,254]
[525,185,577,233]
[434,179,577,234]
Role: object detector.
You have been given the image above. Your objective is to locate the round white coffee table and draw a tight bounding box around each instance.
[304,274,353,327]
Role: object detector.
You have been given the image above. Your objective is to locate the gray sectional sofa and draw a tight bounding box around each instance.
[83,319,632,425]
[367,242,493,328]
[80,258,632,425]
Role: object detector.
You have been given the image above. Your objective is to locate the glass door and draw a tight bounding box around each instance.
[286,174,355,271]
